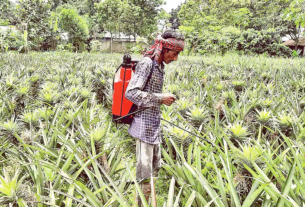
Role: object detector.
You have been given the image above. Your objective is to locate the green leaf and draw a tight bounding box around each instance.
[220,156,241,207]
[65,184,75,207]
[185,191,196,207]
[167,177,176,207]
[276,161,297,206]
[17,198,29,207]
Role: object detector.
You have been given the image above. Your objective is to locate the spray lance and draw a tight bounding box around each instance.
[113,106,214,146]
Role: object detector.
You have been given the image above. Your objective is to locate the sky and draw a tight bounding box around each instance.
[162,0,184,13]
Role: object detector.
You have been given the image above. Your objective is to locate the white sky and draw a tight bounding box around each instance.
[162,0,185,13]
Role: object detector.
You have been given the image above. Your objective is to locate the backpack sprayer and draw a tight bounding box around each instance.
[112,54,214,147]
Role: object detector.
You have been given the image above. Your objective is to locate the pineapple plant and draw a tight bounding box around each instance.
[232,80,245,91]
[5,73,17,90]
[166,124,192,150]
[176,97,193,117]
[186,106,208,127]
[233,145,264,201]
[88,125,111,172]
[14,83,31,115]
[221,70,230,80]
[37,107,53,121]
[166,84,180,99]
[215,82,224,90]
[277,112,293,137]
[0,119,20,144]
[0,167,36,205]
[262,98,272,108]
[261,72,272,82]
[221,90,235,107]
[227,122,250,144]
[79,87,92,101]
[40,90,60,105]
[20,110,39,129]
[256,109,272,125]
[29,75,42,98]
[277,113,292,130]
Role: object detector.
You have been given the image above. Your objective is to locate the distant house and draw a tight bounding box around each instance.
[283,37,305,56]
[96,32,141,53]
[103,32,137,42]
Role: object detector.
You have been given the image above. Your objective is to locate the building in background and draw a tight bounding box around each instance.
[282,27,305,56]
[283,37,305,56]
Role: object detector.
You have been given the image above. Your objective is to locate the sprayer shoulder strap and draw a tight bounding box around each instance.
[146,61,155,87]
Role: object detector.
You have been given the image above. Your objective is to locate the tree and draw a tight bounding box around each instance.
[15,0,53,51]
[158,9,171,32]
[284,0,305,50]
[176,0,300,55]
[232,8,252,30]
[0,0,19,26]
[169,4,183,29]
[129,0,165,36]
[58,7,89,51]
[120,1,142,41]
[95,0,123,52]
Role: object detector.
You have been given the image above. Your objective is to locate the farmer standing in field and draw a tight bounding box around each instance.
[125,29,185,206]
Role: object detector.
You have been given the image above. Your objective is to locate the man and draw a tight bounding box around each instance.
[125,29,184,206]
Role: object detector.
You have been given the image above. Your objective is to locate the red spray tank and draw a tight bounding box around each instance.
[112,54,138,124]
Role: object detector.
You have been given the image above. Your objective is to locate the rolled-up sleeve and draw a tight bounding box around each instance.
[125,58,163,108]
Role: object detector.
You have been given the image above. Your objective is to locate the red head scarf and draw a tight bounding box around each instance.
[144,35,185,61]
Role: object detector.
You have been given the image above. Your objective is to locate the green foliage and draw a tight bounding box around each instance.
[58,7,89,51]
[169,4,182,29]
[284,0,305,27]
[0,0,18,26]
[15,0,53,50]
[0,26,23,52]
[128,0,165,36]
[177,0,298,56]
[158,9,171,31]
[1,53,305,206]
[0,0,302,56]
[131,37,148,54]
[180,25,241,55]
[232,8,252,29]
[95,0,122,35]
[119,1,142,40]
[90,40,103,52]
[235,29,292,56]
[95,0,123,52]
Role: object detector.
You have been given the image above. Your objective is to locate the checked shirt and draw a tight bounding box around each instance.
[125,57,164,144]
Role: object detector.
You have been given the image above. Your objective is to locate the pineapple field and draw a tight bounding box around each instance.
[1,52,305,207]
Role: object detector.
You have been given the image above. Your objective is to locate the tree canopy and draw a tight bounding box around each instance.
[0,0,304,56]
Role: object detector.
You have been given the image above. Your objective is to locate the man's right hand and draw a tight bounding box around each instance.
[161,93,176,106]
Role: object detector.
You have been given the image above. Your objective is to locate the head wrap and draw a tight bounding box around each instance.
[144,35,185,61]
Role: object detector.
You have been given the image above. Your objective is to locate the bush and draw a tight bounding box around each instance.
[235,29,292,57]
[56,43,75,52]
[180,25,241,55]
[131,37,149,54]
[0,26,23,52]
[90,40,103,52]
[58,7,89,51]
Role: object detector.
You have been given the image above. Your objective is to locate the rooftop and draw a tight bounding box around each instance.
[283,37,305,47]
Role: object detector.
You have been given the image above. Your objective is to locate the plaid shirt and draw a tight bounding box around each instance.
[125,57,164,144]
